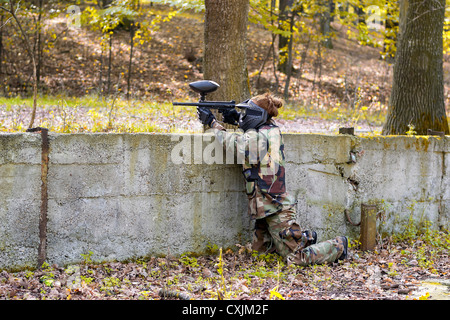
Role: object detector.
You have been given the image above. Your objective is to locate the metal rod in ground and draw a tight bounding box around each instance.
[27,127,49,267]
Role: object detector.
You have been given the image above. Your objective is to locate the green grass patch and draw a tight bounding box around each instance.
[0,94,390,134]
[0,94,199,133]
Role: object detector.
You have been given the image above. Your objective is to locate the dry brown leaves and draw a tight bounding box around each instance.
[0,237,448,301]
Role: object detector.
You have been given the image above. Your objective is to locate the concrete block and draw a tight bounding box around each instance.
[0,133,41,165]
[49,133,124,165]
[284,134,354,165]
[122,134,244,196]
[357,138,443,202]
[441,150,450,201]
[48,163,124,199]
[46,190,249,265]
[0,198,39,270]
[0,164,41,201]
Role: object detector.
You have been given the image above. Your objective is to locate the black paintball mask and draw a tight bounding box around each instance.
[236,99,269,131]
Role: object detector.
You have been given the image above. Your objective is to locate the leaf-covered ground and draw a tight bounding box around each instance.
[1,234,449,301]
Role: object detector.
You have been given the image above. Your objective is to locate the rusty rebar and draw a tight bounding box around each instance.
[26,127,49,267]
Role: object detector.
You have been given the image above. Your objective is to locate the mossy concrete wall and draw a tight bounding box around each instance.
[0,133,449,270]
[284,134,449,240]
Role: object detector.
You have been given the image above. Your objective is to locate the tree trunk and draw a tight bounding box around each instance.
[283,11,295,100]
[319,0,333,49]
[36,0,43,90]
[382,0,449,135]
[354,3,365,24]
[101,0,113,9]
[127,23,135,100]
[107,33,113,95]
[203,0,250,103]
[278,0,294,74]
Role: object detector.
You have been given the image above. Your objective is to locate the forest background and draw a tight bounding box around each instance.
[1,0,449,135]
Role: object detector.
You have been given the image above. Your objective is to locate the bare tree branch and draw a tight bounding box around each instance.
[0,0,38,129]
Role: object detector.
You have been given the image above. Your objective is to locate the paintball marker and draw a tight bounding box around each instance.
[172,80,237,112]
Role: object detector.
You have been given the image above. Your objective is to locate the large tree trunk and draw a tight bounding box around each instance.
[382,0,449,135]
[203,0,250,103]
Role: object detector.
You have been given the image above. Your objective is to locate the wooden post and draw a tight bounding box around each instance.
[339,127,354,135]
[427,129,445,137]
[360,204,377,251]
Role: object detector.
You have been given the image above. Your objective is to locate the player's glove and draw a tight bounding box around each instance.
[197,107,215,126]
[221,108,240,126]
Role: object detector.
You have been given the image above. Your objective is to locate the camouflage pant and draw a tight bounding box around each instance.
[252,207,345,266]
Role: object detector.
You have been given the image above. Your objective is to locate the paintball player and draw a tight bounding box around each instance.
[197,93,348,266]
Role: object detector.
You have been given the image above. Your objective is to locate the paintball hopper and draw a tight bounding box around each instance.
[189,80,220,101]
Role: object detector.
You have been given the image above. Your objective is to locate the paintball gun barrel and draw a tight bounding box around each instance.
[172,80,236,111]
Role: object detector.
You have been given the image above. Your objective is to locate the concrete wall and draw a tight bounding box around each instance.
[0,132,449,270]
[284,134,449,239]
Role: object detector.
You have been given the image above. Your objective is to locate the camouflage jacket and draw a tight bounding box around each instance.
[212,120,296,219]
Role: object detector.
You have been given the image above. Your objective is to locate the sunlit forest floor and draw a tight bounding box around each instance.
[3,4,450,134]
